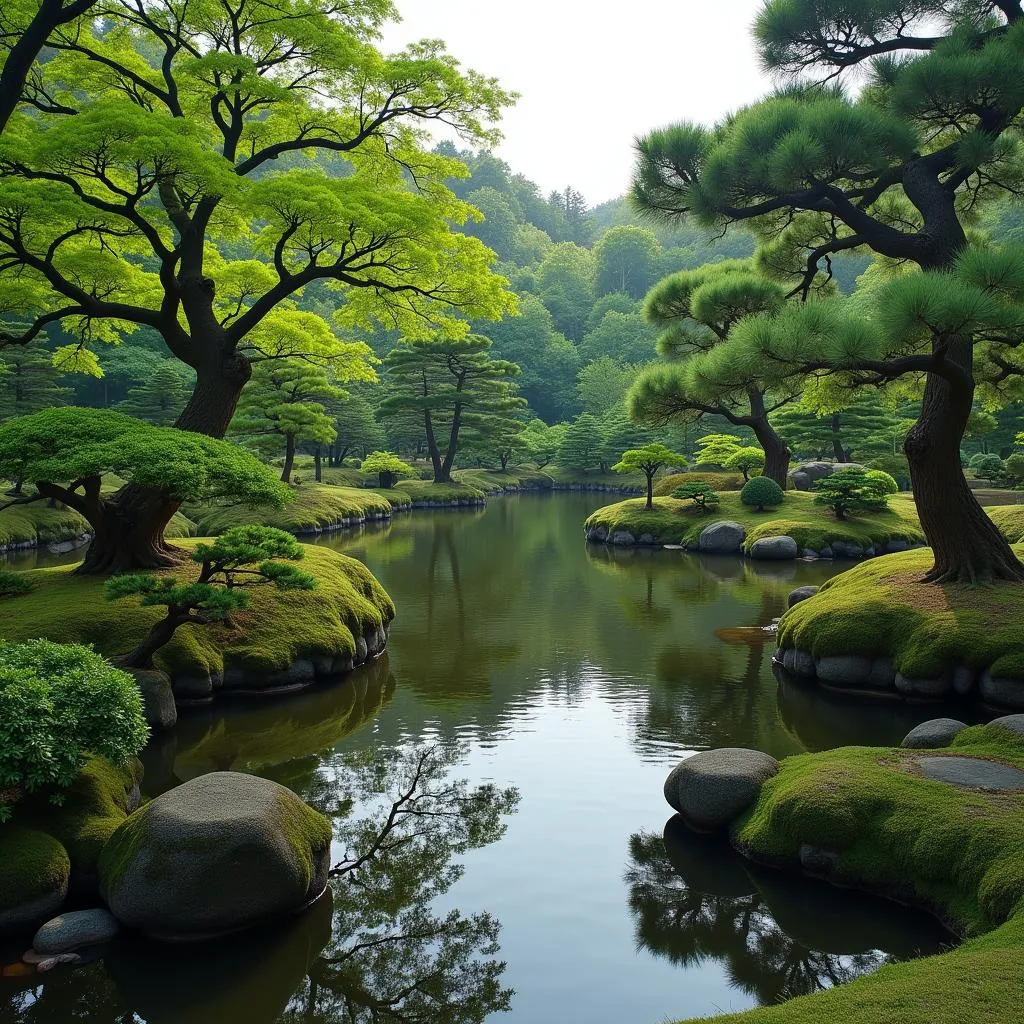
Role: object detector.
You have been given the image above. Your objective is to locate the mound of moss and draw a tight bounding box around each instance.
[0,825,70,910]
[685,723,1024,1024]
[394,478,487,504]
[985,505,1024,543]
[454,467,554,493]
[654,470,745,496]
[187,483,393,535]
[778,545,1024,683]
[585,491,925,550]
[0,541,395,682]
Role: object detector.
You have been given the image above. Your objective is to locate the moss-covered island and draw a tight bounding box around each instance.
[584,491,927,556]
[775,544,1024,710]
[0,540,395,703]
[673,721,1024,1024]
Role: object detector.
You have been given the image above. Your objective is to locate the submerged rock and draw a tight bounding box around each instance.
[901,719,969,749]
[33,909,120,954]
[664,748,779,832]
[99,772,332,941]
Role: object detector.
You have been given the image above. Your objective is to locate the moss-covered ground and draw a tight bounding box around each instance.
[0,540,395,679]
[654,470,745,495]
[584,491,926,550]
[453,467,554,492]
[778,544,1024,681]
[186,482,393,535]
[685,722,1024,1024]
[393,478,487,503]
[1,755,137,916]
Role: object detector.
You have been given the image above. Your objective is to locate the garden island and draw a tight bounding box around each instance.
[2,1,1024,1023]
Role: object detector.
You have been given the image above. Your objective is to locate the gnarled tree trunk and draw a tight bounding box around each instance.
[75,355,252,574]
[905,340,1024,583]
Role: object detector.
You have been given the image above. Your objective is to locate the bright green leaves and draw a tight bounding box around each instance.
[612,443,688,474]
[361,451,414,479]
[0,407,290,507]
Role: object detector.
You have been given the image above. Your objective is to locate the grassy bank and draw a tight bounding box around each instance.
[0,541,394,680]
[685,723,1024,1024]
[584,492,925,551]
[187,483,393,535]
[778,544,1024,681]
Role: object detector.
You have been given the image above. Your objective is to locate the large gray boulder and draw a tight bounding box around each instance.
[987,714,1024,736]
[789,462,835,491]
[749,536,799,560]
[664,748,779,832]
[33,908,120,954]
[698,521,746,554]
[901,718,969,749]
[99,772,332,941]
[129,669,177,731]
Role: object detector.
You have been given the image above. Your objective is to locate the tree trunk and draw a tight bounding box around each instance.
[831,414,848,462]
[438,402,464,483]
[423,409,446,482]
[905,340,1024,583]
[281,434,296,483]
[645,471,654,510]
[113,612,187,669]
[314,447,323,482]
[77,489,186,575]
[81,354,253,574]
[751,420,790,489]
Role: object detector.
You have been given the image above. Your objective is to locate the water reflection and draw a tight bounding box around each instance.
[1,745,516,1024]
[627,816,952,1005]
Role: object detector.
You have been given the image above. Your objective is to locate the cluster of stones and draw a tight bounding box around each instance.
[775,590,1024,711]
[131,623,390,731]
[587,517,921,560]
[7,772,331,968]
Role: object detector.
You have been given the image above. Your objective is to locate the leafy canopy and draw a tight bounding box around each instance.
[361,451,415,478]
[0,407,290,507]
[612,444,688,476]
[0,639,148,820]
[813,467,893,519]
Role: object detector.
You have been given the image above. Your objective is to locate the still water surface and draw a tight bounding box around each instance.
[2,493,956,1024]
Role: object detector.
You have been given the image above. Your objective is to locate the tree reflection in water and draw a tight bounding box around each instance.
[626,816,951,1007]
[0,745,518,1024]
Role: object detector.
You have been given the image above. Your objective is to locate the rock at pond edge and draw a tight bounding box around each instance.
[664,748,779,832]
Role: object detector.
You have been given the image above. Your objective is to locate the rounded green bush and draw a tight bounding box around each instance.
[0,639,149,820]
[740,475,785,511]
[864,469,899,494]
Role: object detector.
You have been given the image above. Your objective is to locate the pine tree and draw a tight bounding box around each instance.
[558,414,604,471]
[232,360,345,484]
[0,346,71,420]
[378,336,525,483]
[632,1,1024,581]
[116,364,192,426]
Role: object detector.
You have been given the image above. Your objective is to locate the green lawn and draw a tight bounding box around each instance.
[584,491,925,551]
[688,723,1024,1024]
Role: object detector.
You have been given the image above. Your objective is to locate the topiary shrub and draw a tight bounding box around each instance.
[813,467,891,520]
[672,481,721,509]
[740,476,785,512]
[864,469,900,495]
[0,639,149,821]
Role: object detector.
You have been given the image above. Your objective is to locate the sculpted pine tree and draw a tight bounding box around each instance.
[0,0,514,568]
[632,0,1024,581]
[378,336,525,483]
[0,408,289,573]
[629,262,797,487]
[231,359,348,484]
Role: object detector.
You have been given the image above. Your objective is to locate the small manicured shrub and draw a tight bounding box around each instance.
[361,451,415,490]
[672,481,721,509]
[864,469,899,494]
[723,446,765,481]
[0,639,148,820]
[0,570,33,598]
[740,476,785,511]
[1004,453,1024,485]
[813,467,891,520]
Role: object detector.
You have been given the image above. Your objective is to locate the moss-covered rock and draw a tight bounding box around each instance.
[776,545,1024,705]
[99,771,332,940]
[0,825,70,935]
[0,541,395,701]
[671,727,1024,1024]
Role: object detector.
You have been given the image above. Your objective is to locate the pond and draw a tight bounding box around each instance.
[1,493,957,1024]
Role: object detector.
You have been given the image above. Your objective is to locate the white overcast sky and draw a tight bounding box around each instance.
[380,0,772,206]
